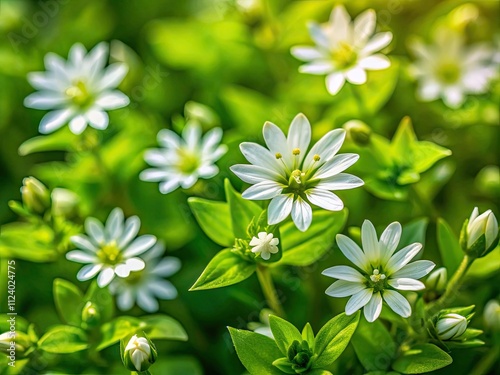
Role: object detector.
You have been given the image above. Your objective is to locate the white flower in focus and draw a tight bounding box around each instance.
[436,313,468,340]
[109,242,181,312]
[24,42,130,134]
[466,207,499,249]
[250,232,279,260]
[231,113,363,232]
[409,31,498,108]
[66,208,156,288]
[323,220,435,322]
[291,5,392,95]
[140,121,228,194]
[123,334,157,372]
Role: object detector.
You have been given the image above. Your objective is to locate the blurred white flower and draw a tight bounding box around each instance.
[436,313,468,340]
[291,5,392,95]
[483,299,500,331]
[409,30,498,108]
[24,42,129,134]
[249,232,279,260]
[231,113,363,232]
[109,242,180,312]
[466,207,498,249]
[66,208,156,288]
[323,220,435,322]
[140,121,227,194]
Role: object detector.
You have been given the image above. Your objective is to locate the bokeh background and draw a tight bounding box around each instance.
[0,0,499,374]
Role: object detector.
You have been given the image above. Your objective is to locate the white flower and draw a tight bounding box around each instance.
[323,220,435,322]
[24,42,130,134]
[230,113,363,232]
[66,208,156,288]
[436,313,468,340]
[409,30,498,108]
[249,232,279,260]
[140,121,227,194]
[123,334,156,372]
[466,207,498,249]
[291,5,392,95]
[109,242,181,312]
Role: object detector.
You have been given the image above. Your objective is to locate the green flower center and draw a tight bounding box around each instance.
[332,42,358,69]
[66,80,94,109]
[177,149,200,174]
[287,340,314,374]
[367,268,387,293]
[97,241,123,265]
[435,62,461,84]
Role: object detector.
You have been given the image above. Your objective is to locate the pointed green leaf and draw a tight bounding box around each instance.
[190,249,256,290]
[392,343,452,374]
[269,315,303,356]
[97,316,141,351]
[302,323,315,348]
[188,197,234,247]
[391,117,417,164]
[141,314,188,341]
[313,311,360,368]
[436,218,463,275]
[399,217,428,251]
[38,325,88,353]
[228,327,283,375]
[225,179,262,238]
[413,142,452,174]
[18,128,78,155]
[53,279,84,327]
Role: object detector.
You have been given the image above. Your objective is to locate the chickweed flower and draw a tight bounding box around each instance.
[461,207,499,258]
[66,208,156,287]
[231,113,363,232]
[140,121,227,194]
[435,313,468,341]
[291,5,392,95]
[323,220,435,322]
[25,42,129,134]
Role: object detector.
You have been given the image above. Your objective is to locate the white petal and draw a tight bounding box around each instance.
[346,288,373,315]
[86,110,109,130]
[123,235,156,257]
[198,164,219,178]
[106,207,124,240]
[345,67,367,85]
[263,122,290,164]
[99,63,128,91]
[159,179,180,194]
[114,264,132,278]
[151,257,181,277]
[230,164,283,184]
[325,280,366,297]
[299,61,334,75]
[287,113,311,163]
[77,264,102,281]
[85,217,105,244]
[69,115,88,135]
[307,22,330,50]
[149,280,178,300]
[379,222,402,264]
[388,278,426,291]
[291,196,312,232]
[336,234,371,273]
[385,243,422,274]
[359,55,391,70]
[329,5,351,42]
[69,43,86,65]
[71,235,97,252]
[305,188,343,211]
[364,292,383,322]
[362,32,393,55]
[97,267,115,287]
[316,173,364,190]
[117,216,141,248]
[85,42,108,77]
[44,52,69,80]
[24,92,66,109]
[290,46,324,61]
[38,109,74,134]
[241,181,283,200]
[139,169,171,182]
[383,290,411,318]
[361,220,380,266]
[66,250,97,263]
[326,73,346,95]
[157,129,181,149]
[392,260,435,279]
[313,153,359,179]
[116,288,135,311]
[442,87,465,108]
[137,291,159,312]
[240,142,285,175]
[95,91,130,110]
[303,129,346,169]
[417,81,441,101]
[126,258,145,272]
[27,72,65,91]
[201,127,223,152]
[268,194,294,225]
[182,121,202,150]
[354,9,376,47]
[322,265,365,282]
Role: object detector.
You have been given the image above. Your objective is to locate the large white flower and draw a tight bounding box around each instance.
[291,5,392,95]
[140,121,227,194]
[24,42,130,134]
[323,220,435,322]
[231,113,363,232]
[109,242,181,312]
[409,30,498,108]
[66,208,156,288]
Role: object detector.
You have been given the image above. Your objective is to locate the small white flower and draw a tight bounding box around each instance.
[409,30,498,108]
[249,232,279,260]
[231,113,363,232]
[291,5,392,95]
[25,42,130,134]
[483,299,500,331]
[466,207,498,249]
[436,313,468,341]
[123,334,156,372]
[323,220,435,322]
[140,121,227,194]
[109,242,181,312]
[66,208,156,288]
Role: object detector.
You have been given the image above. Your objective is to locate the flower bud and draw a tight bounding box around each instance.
[436,313,468,341]
[51,188,79,217]
[184,101,219,127]
[121,333,157,372]
[425,267,447,292]
[21,177,50,215]
[483,299,500,332]
[81,301,100,329]
[343,120,372,146]
[460,207,499,258]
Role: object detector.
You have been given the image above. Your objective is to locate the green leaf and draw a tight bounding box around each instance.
[38,325,88,353]
[399,217,428,250]
[444,339,485,349]
[83,281,114,323]
[53,279,84,327]
[392,344,452,374]
[268,315,303,356]
[225,179,262,239]
[190,249,256,290]
[278,209,348,266]
[437,218,464,275]
[313,311,360,368]
[0,222,57,262]
[308,370,333,375]
[413,142,452,174]
[141,315,188,341]
[188,198,234,247]
[351,317,396,371]
[18,128,78,155]
[302,323,315,348]
[228,327,283,375]
[97,316,141,351]
[391,117,417,165]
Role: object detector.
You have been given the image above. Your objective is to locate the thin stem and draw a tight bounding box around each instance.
[256,265,285,318]
[426,255,475,315]
[348,84,368,118]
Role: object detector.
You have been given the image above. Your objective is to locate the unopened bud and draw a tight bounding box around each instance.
[460,207,499,258]
[483,299,500,332]
[21,177,50,214]
[343,120,372,146]
[81,301,100,329]
[121,333,157,372]
[436,313,468,341]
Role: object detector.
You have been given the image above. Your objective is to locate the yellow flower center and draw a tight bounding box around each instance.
[435,62,461,84]
[65,80,94,109]
[97,241,122,265]
[332,42,358,69]
[177,149,200,174]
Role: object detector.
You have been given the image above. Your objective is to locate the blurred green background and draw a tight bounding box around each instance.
[0,0,499,374]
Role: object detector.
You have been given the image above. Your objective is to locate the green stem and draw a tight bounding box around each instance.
[348,84,368,118]
[425,255,475,315]
[256,265,285,318]
[470,345,499,375]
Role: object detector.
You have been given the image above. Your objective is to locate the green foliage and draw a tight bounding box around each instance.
[188,198,234,247]
[38,326,89,354]
[391,344,452,374]
[436,218,463,275]
[53,279,84,327]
